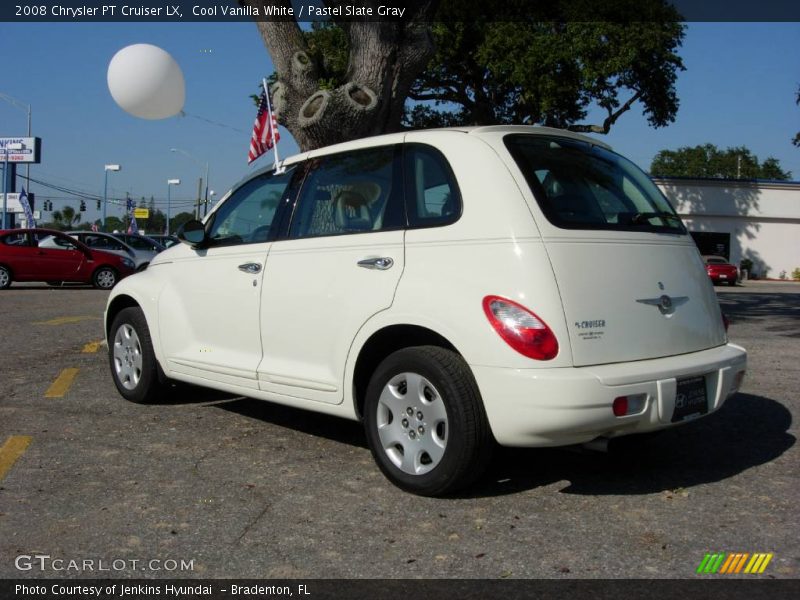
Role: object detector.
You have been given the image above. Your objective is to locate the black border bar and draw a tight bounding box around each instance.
[3,579,800,600]
[2,1,800,23]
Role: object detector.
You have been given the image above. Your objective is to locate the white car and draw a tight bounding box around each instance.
[105,126,747,496]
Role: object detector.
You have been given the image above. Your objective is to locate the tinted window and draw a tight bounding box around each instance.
[81,234,127,252]
[208,167,297,246]
[122,236,162,252]
[404,144,461,227]
[505,135,685,233]
[288,146,401,239]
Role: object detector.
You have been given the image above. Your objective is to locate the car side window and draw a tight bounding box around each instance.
[208,167,297,247]
[404,144,461,227]
[46,234,79,251]
[288,146,402,239]
[2,232,29,246]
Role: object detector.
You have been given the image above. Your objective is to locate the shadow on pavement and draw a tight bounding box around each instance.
[465,393,794,498]
[212,397,367,448]
[204,391,792,499]
[718,292,800,321]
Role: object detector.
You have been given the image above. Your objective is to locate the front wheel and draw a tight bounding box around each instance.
[93,266,118,289]
[363,346,493,496]
[109,307,167,404]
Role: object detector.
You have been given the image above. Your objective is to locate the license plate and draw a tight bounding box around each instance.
[719,274,728,279]
[672,376,708,423]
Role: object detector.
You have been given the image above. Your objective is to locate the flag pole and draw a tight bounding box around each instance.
[262,78,284,174]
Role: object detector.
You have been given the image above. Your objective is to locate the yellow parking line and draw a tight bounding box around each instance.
[33,316,100,326]
[0,436,33,481]
[44,368,79,398]
[82,340,103,353]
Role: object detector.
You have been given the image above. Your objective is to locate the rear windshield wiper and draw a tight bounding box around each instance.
[628,211,681,226]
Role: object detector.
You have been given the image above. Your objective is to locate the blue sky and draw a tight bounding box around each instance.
[1,21,798,224]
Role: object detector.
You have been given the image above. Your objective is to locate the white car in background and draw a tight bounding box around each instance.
[104,126,747,496]
[63,231,156,272]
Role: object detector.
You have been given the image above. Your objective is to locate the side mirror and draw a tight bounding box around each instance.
[177,220,208,248]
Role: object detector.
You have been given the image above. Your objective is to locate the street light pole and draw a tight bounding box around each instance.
[170,148,209,219]
[166,179,180,235]
[103,164,121,231]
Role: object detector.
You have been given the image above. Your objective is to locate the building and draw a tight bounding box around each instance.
[654,177,800,279]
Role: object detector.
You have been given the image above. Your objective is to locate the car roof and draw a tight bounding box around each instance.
[235,125,612,196]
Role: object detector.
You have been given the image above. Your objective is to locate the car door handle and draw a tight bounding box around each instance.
[357,257,394,270]
[238,263,262,274]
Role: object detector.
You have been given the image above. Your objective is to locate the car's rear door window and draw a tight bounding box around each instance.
[287,145,402,239]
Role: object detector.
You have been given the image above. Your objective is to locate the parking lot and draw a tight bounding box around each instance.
[0,282,798,579]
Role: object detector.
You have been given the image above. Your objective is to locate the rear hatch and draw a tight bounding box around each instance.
[504,134,727,367]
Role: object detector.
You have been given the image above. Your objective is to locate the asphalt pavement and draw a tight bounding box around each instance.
[0,282,797,579]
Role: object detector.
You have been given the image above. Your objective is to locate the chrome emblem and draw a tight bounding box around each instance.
[636,294,689,316]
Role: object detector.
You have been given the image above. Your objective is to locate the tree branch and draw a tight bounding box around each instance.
[568,91,643,134]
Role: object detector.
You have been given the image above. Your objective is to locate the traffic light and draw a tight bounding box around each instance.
[80,200,86,212]
[96,199,101,210]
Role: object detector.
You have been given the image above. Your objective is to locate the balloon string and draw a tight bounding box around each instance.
[181,111,248,134]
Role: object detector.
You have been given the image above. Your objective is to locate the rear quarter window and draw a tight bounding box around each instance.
[404,144,461,228]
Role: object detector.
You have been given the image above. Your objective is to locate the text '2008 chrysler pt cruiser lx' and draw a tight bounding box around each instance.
[105,126,746,496]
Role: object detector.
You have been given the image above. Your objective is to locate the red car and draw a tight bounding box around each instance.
[703,255,738,286]
[0,228,135,290]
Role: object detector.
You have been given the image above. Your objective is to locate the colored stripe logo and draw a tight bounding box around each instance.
[696,553,773,574]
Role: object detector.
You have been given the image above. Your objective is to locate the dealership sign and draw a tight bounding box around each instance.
[0,193,24,213]
[0,137,42,163]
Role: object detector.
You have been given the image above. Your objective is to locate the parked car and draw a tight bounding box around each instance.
[105,126,747,496]
[0,228,135,289]
[41,231,153,272]
[147,234,179,248]
[110,233,166,254]
[703,255,739,286]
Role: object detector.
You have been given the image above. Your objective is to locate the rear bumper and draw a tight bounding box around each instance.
[471,343,747,447]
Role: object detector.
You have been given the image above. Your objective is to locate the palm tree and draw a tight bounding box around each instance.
[60,205,81,228]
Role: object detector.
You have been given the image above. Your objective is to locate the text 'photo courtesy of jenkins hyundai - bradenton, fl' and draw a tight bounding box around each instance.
[104,126,747,496]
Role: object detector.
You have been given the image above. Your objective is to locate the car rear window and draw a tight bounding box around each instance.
[504,134,685,234]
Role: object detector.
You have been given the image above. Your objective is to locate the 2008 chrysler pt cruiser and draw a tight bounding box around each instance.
[105,126,747,496]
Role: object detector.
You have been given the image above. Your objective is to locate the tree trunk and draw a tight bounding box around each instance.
[247,1,435,151]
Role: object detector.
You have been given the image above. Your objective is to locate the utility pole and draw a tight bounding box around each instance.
[196,177,203,219]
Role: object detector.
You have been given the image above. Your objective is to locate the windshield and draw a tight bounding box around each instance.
[504,134,685,233]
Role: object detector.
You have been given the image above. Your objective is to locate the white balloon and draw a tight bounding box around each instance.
[107,44,185,120]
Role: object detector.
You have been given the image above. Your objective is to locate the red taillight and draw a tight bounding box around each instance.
[482,295,558,360]
[612,396,628,417]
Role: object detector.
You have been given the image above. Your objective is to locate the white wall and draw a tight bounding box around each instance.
[654,178,800,279]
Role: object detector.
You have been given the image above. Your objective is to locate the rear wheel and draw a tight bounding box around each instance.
[0,265,11,289]
[109,307,167,404]
[93,266,118,289]
[363,346,493,496]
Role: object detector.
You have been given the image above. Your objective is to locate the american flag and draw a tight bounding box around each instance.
[247,90,280,164]
[128,218,139,235]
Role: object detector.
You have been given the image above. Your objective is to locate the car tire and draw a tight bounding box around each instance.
[109,307,168,404]
[0,265,11,289]
[363,346,493,496]
[92,266,118,289]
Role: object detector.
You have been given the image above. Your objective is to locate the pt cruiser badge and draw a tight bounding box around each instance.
[636,294,689,316]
